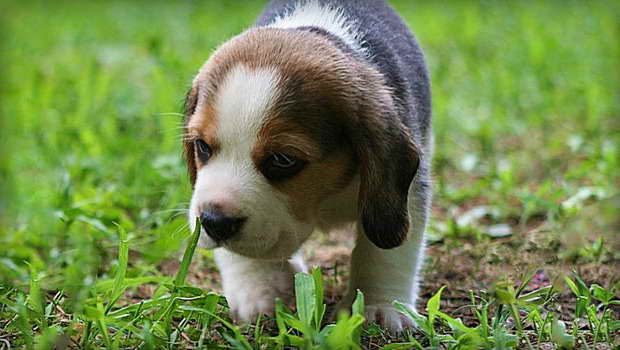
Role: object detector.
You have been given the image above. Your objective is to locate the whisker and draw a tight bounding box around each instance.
[154,208,190,215]
[153,112,185,117]
[178,134,196,142]
[160,125,187,130]
[173,222,190,234]
[159,126,188,135]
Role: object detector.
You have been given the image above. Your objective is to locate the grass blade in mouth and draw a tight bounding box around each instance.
[174,217,202,288]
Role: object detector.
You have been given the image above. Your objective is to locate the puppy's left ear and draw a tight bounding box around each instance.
[353,106,421,249]
[183,85,199,186]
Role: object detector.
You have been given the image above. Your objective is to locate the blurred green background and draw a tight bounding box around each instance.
[1,0,618,302]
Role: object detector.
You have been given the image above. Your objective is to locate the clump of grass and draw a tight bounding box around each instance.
[1,0,618,349]
[1,221,617,349]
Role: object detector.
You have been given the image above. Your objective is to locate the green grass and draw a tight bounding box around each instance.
[0,0,618,348]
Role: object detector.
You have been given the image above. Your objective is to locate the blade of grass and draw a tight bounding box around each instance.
[200,309,253,349]
[427,286,446,324]
[295,272,315,327]
[351,290,364,345]
[81,321,93,349]
[15,294,34,350]
[312,267,326,330]
[94,276,171,293]
[140,321,156,350]
[95,299,112,348]
[105,224,129,314]
[326,312,365,349]
[28,264,46,331]
[351,290,364,316]
[163,218,202,338]
[380,341,423,350]
[174,217,202,288]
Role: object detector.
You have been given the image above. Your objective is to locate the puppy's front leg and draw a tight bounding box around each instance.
[215,249,297,323]
[343,229,426,331]
[340,187,427,332]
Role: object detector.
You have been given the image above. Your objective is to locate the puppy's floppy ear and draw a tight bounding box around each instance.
[353,107,420,249]
[183,85,199,186]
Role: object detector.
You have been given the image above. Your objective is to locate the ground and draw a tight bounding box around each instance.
[0,1,618,349]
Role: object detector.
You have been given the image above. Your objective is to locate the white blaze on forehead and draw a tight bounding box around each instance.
[190,64,300,254]
[191,65,282,227]
[266,0,367,57]
[214,65,281,155]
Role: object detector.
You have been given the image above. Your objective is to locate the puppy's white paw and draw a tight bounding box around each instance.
[364,303,415,333]
[224,274,293,324]
[336,295,416,333]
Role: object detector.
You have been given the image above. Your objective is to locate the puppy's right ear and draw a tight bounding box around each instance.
[183,85,198,187]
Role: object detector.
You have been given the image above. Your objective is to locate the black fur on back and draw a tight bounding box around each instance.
[255,0,432,149]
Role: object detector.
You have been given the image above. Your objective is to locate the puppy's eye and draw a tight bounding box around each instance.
[194,139,212,162]
[272,153,297,168]
[262,152,306,181]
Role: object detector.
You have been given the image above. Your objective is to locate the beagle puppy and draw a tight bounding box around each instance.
[183,0,431,331]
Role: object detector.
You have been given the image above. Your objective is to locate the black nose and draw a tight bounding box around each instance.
[200,208,246,242]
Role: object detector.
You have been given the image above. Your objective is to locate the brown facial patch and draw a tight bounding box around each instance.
[277,147,356,223]
[253,118,356,223]
[183,81,221,186]
[184,27,421,248]
[183,86,199,185]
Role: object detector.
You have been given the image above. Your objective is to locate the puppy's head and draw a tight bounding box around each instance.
[184,29,419,259]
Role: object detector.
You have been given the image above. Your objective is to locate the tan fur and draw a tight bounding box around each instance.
[184,85,221,186]
[186,102,220,157]
[253,119,356,223]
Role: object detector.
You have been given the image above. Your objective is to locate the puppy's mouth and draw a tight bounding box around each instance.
[220,232,305,260]
[197,227,221,249]
[202,238,221,249]
[194,215,309,259]
[194,222,279,256]
[222,237,277,257]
